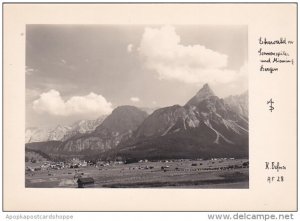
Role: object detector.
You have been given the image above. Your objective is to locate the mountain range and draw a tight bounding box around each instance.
[26,84,248,161]
[25,116,106,143]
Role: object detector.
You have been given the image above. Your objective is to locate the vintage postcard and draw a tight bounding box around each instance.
[2,3,297,211]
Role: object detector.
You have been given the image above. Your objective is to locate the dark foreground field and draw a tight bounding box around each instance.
[25,159,249,188]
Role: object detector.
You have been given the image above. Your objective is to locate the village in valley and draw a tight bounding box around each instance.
[25,157,249,188]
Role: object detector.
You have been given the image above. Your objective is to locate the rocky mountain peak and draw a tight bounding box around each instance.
[112,105,142,114]
[185,83,215,106]
[95,105,148,134]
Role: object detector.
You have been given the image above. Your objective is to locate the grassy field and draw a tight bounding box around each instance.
[25,159,249,188]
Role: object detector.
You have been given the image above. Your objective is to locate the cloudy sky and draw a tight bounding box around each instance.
[26,25,248,128]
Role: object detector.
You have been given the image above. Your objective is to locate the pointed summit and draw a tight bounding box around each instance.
[199,83,215,96]
[185,83,216,106]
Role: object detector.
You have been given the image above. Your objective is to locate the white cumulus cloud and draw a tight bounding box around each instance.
[26,66,38,76]
[138,26,243,84]
[32,90,113,116]
[127,44,134,53]
[130,97,140,102]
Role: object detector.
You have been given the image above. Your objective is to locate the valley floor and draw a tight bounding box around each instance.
[25,159,249,189]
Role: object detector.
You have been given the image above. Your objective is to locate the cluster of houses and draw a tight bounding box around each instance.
[25,156,247,173]
[25,157,127,172]
[26,158,95,172]
[210,157,235,161]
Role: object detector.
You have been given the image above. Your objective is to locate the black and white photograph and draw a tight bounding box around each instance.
[25,25,249,189]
